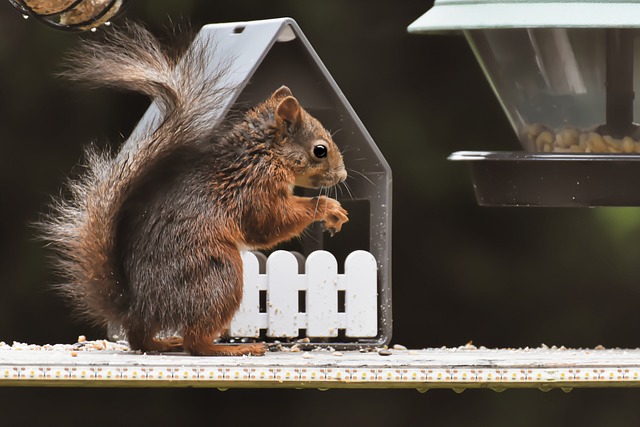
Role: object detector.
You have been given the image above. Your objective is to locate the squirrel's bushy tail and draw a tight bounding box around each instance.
[39,23,231,327]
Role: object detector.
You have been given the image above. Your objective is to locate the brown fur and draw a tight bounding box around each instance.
[39,23,348,356]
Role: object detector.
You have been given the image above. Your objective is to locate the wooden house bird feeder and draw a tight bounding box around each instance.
[124,18,393,349]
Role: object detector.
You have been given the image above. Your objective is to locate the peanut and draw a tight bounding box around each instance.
[525,123,640,154]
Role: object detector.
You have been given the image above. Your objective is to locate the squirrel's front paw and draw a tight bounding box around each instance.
[314,196,349,236]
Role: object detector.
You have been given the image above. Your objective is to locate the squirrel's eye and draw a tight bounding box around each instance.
[313,144,328,159]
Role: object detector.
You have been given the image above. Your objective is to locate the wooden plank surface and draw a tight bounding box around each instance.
[2,341,640,390]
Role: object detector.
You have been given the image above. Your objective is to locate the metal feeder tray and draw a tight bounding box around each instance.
[450,151,640,207]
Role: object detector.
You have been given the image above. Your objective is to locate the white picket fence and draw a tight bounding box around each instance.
[229,250,378,339]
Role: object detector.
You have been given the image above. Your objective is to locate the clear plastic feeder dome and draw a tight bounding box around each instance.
[409,0,640,153]
[467,28,640,153]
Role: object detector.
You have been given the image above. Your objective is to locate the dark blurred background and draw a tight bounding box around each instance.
[3,0,640,425]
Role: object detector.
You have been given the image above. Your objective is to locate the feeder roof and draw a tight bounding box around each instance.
[408,0,640,33]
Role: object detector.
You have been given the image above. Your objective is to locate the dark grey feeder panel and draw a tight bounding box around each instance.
[124,18,392,348]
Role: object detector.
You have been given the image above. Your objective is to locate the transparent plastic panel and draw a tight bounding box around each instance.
[466,28,640,153]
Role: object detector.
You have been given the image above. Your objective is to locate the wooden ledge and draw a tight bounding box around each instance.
[2,342,640,390]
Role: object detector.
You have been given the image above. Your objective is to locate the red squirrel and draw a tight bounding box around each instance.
[40,23,349,356]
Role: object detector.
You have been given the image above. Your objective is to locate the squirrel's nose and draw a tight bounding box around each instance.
[338,169,348,183]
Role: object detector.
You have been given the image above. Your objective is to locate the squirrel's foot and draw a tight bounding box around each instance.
[127,327,185,353]
[139,336,184,353]
[155,336,184,352]
[187,343,267,357]
[314,196,349,236]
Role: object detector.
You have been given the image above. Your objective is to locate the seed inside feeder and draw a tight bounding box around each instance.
[527,124,640,153]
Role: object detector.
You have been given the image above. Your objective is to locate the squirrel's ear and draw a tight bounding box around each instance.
[276,96,301,127]
[272,85,293,99]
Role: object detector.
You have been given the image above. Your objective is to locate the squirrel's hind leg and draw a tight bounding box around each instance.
[183,327,266,356]
[179,246,266,356]
[126,322,184,353]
